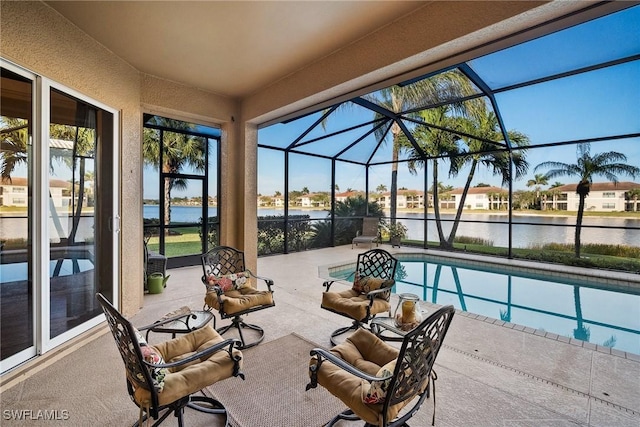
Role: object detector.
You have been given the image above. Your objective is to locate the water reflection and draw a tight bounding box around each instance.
[333,257,640,354]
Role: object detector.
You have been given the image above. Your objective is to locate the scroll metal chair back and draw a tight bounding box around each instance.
[201,245,275,349]
[385,305,455,425]
[97,293,158,412]
[308,305,455,427]
[356,249,397,282]
[321,249,398,345]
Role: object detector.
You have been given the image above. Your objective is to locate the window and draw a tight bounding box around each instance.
[603,192,616,198]
[602,203,616,209]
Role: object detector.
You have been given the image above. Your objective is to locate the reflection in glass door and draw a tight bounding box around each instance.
[0,67,35,366]
[48,88,115,339]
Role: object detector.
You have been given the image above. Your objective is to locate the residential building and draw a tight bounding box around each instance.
[448,186,510,210]
[541,182,640,212]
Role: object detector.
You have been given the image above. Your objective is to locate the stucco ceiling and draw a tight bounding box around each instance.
[46,1,429,99]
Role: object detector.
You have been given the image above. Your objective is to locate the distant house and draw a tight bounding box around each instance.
[295,192,329,208]
[1,177,70,207]
[541,181,640,212]
[448,186,509,210]
[335,190,363,203]
[372,189,426,210]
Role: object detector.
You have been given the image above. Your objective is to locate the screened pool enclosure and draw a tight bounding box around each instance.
[257,5,640,271]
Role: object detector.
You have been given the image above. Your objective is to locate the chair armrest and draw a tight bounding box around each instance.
[247,269,274,292]
[137,312,199,331]
[308,348,384,383]
[144,338,243,370]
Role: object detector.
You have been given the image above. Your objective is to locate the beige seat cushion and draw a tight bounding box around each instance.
[133,325,242,407]
[321,289,390,321]
[310,328,412,426]
[205,287,273,316]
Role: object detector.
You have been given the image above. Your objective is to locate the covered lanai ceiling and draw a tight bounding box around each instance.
[45,1,428,98]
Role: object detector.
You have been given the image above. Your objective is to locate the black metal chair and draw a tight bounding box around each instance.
[201,246,275,349]
[321,249,398,345]
[307,305,455,427]
[96,293,244,427]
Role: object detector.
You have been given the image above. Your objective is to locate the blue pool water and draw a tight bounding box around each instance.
[329,254,640,355]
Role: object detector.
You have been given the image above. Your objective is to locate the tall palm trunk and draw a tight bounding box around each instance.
[446,158,477,248]
[432,159,446,244]
[389,127,400,225]
[574,180,590,258]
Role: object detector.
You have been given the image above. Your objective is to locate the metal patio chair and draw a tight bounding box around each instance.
[307,305,455,427]
[320,248,397,345]
[96,293,244,427]
[352,217,381,249]
[201,246,275,349]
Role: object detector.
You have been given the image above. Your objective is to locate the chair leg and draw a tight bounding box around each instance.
[217,316,265,349]
[326,409,361,426]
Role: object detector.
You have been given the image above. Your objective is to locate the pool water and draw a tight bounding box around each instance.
[328,255,640,355]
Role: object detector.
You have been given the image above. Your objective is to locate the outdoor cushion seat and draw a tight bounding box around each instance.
[321,289,391,322]
[132,325,242,408]
[205,287,274,316]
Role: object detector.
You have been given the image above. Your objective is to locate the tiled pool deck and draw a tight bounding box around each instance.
[1,245,639,426]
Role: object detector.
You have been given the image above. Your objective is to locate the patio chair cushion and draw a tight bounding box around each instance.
[205,271,251,291]
[310,328,407,425]
[321,289,391,321]
[205,288,274,316]
[133,325,242,407]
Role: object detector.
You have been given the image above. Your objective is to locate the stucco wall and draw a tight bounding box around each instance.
[0,1,243,315]
[1,0,143,315]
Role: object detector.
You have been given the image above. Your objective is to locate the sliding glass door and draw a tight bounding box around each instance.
[0,60,119,372]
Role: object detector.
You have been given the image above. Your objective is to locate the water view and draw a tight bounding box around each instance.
[141,205,640,248]
[328,254,640,355]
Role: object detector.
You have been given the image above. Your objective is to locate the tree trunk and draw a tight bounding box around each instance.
[390,131,399,226]
[574,180,590,258]
[575,193,585,258]
[432,159,446,244]
[446,159,477,248]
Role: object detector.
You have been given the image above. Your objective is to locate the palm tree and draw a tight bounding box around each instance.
[526,173,548,209]
[401,105,461,245]
[534,143,639,257]
[143,118,206,229]
[364,69,477,226]
[376,184,387,193]
[446,108,529,248]
[0,118,29,181]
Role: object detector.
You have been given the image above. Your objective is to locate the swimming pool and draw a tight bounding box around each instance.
[326,253,640,355]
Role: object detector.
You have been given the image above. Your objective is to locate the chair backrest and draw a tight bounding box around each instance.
[356,249,397,281]
[386,305,455,411]
[361,217,379,237]
[201,246,246,278]
[95,293,156,403]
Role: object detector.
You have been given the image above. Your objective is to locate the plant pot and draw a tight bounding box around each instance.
[390,237,402,248]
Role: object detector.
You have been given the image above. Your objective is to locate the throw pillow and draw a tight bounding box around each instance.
[363,359,397,404]
[133,328,168,393]
[205,271,251,292]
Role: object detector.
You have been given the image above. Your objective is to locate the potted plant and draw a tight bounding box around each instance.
[386,222,408,248]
